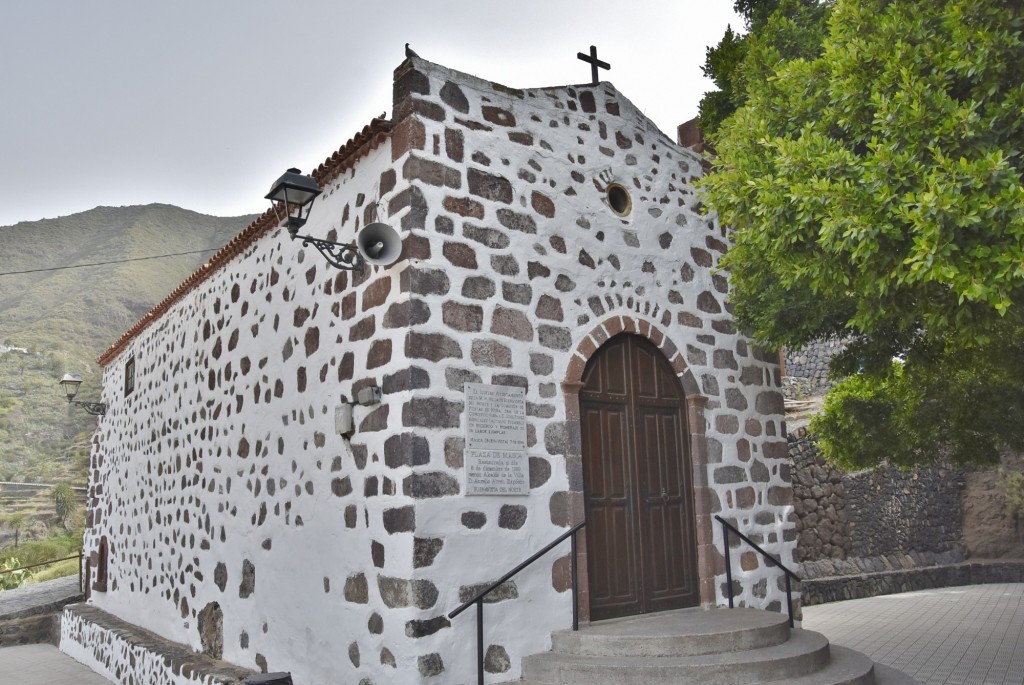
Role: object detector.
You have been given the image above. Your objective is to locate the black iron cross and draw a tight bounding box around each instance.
[577,45,610,86]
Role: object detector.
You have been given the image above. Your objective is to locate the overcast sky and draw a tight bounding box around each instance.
[0,1,742,228]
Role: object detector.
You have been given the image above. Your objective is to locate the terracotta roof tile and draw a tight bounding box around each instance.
[97,117,393,366]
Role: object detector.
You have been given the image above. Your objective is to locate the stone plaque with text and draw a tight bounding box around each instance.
[464,383,528,495]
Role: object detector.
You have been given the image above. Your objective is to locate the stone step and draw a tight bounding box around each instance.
[516,644,882,685]
[550,607,791,657]
[521,628,831,685]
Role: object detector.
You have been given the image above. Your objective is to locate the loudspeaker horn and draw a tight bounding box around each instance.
[356,222,403,266]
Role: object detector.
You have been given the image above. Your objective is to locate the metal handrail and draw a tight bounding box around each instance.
[0,551,84,592]
[714,515,800,627]
[449,521,586,685]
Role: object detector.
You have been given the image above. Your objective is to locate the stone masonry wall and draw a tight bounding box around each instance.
[85,140,409,685]
[790,429,966,570]
[376,57,793,678]
[79,55,795,685]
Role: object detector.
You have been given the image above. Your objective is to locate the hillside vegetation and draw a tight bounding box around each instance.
[0,204,254,493]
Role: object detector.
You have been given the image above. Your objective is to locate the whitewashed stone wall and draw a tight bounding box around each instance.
[78,56,794,685]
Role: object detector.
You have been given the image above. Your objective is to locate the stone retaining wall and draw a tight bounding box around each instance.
[0,612,60,647]
[801,560,1024,605]
[790,429,965,564]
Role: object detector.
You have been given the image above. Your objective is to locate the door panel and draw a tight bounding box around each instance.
[582,334,699,620]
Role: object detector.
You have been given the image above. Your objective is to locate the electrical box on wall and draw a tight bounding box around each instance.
[335,404,353,435]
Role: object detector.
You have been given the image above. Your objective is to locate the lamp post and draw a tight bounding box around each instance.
[266,168,403,271]
[59,373,107,416]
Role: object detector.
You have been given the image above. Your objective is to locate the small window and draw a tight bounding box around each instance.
[607,183,632,216]
[125,356,136,396]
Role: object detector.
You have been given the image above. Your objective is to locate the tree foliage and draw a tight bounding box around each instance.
[51,483,75,530]
[699,0,832,135]
[700,0,1024,467]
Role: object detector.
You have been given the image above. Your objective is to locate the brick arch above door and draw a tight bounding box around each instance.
[560,316,719,614]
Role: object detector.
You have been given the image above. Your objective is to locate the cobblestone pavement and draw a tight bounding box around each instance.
[803,583,1024,685]
[0,575,80,619]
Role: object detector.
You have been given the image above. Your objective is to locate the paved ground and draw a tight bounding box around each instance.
[1,581,1021,684]
[803,583,1024,685]
[0,642,111,685]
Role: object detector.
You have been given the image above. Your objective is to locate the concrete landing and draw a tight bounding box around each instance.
[2,582,1021,684]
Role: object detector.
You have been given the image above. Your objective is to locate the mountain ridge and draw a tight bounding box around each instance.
[0,203,255,484]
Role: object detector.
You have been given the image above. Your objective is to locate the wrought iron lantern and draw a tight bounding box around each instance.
[266,168,402,271]
[59,373,107,416]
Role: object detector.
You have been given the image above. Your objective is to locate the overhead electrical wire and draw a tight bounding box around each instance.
[0,248,222,277]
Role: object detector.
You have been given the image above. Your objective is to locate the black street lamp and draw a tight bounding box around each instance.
[266,168,403,272]
[59,373,107,416]
[266,168,363,271]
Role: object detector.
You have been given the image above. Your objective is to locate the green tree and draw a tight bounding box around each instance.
[0,512,28,548]
[700,0,1024,469]
[698,0,832,136]
[51,483,75,530]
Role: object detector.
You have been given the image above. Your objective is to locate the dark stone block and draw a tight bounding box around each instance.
[498,504,527,530]
[528,261,551,279]
[384,300,432,329]
[359,405,389,432]
[378,576,438,609]
[714,466,746,484]
[467,168,513,204]
[443,301,484,332]
[462,275,497,300]
[414,537,444,568]
[239,559,255,599]
[406,616,451,638]
[491,254,520,276]
[471,340,512,367]
[461,511,487,529]
[383,506,416,534]
[496,208,537,234]
[485,645,511,674]
[502,282,532,305]
[368,613,384,634]
[756,391,785,415]
[440,81,469,113]
[697,291,722,313]
[418,653,445,677]
[385,432,430,471]
[403,472,461,499]
[714,349,739,370]
[402,267,451,296]
[482,106,516,127]
[459,580,518,604]
[403,397,463,428]
[383,367,431,394]
[491,306,534,341]
[538,325,572,350]
[406,332,461,361]
[529,457,552,488]
[331,477,353,497]
[344,573,369,603]
[463,222,511,249]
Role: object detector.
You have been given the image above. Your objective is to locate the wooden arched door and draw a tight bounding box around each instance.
[581,334,699,620]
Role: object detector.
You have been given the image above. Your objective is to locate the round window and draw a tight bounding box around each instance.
[607,183,632,216]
